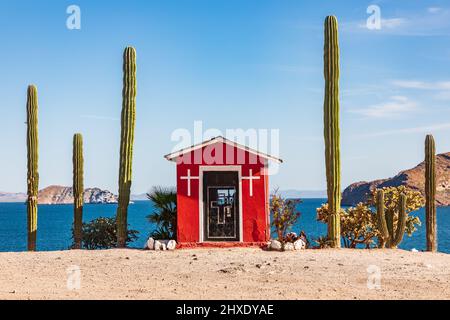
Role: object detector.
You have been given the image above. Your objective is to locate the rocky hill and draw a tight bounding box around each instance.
[0,192,27,203]
[0,186,118,204]
[342,152,450,207]
[38,186,118,205]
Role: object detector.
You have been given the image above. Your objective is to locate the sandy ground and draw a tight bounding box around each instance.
[0,248,449,300]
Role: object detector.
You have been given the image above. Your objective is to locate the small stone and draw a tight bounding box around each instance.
[268,240,282,251]
[255,264,263,269]
[294,239,306,250]
[167,240,177,250]
[154,240,162,251]
[146,237,155,250]
[284,242,295,251]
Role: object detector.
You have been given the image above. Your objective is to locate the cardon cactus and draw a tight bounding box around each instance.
[376,190,389,248]
[377,191,407,249]
[73,133,84,249]
[323,15,341,248]
[425,135,437,252]
[26,85,39,251]
[116,47,137,248]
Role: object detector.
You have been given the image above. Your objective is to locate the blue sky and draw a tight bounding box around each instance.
[0,0,449,194]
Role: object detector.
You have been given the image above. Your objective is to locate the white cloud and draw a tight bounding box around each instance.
[349,96,418,118]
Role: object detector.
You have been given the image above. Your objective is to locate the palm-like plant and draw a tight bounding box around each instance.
[147,186,177,240]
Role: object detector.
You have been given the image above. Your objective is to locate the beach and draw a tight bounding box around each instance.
[1,248,449,300]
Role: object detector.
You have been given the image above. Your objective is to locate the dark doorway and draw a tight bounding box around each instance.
[203,171,240,242]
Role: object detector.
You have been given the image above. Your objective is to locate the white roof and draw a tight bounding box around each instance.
[164,136,283,163]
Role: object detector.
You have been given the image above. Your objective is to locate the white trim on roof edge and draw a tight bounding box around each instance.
[164,136,283,164]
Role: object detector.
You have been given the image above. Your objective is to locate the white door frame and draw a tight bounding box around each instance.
[199,166,243,243]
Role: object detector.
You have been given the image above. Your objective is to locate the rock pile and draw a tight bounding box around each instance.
[144,237,177,251]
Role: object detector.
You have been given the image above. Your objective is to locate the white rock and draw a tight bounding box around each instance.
[154,240,162,251]
[411,248,419,253]
[146,237,155,250]
[167,240,177,250]
[294,239,306,250]
[160,243,167,251]
[284,242,295,251]
[269,240,282,251]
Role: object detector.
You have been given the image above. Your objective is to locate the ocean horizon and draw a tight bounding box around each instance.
[0,200,448,253]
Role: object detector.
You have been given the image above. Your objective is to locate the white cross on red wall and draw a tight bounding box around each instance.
[242,169,260,197]
[180,169,199,197]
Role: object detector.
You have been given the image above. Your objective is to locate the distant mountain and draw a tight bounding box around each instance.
[280,190,327,199]
[38,186,118,205]
[0,192,26,203]
[131,193,149,201]
[342,152,450,207]
[0,186,118,204]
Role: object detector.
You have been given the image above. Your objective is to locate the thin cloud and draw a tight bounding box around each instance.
[428,7,442,14]
[392,80,450,90]
[355,122,450,138]
[343,7,450,37]
[392,80,450,101]
[381,18,407,29]
[349,96,418,118]
[80,115,119,121]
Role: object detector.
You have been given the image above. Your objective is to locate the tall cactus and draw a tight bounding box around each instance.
[377,190,407,249]
[116,47,137,248]
[425,135,437,252]
[73,133,84,249]
[323,16,341,248]
[376,190,389,248]
[26,85,39,251]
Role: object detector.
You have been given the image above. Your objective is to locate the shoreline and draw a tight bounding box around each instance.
[1,248,449,300]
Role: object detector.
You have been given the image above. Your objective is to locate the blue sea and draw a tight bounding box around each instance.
[0,200,449,253]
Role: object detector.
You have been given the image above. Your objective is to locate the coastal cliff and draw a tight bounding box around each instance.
[342,152,450,207]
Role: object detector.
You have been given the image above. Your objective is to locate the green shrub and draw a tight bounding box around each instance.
[316,186,423,249]
[147,186,177,240]
[72,217,138,250]
[270,190,301,244]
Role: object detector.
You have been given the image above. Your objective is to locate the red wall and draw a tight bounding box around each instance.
[175,142,269,244]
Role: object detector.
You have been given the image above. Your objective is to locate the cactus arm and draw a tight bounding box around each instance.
[26,85,39,252]
[73,133,84,249]
[323,15,341,248]
[425,135,437,252]
[385,211,394,248]
[116,47,137,248]
[391,194,407,248]
[376,190,389,248]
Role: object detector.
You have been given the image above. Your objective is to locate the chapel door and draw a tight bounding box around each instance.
[203,171,240,242]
